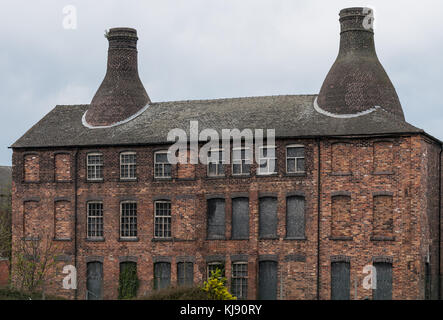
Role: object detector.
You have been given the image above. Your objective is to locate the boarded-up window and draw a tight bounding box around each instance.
[331,262,350,300]
[331,143,351,174]
[373,262,392,300]
[55,154,71,181]
[24,201,40,238]
[86,261,103,300]
[177,262,193,286]
[373,141,393,173]
[259,197,277,239]
[207,199,225,239]
[331,195,352,238]
[286,196,305,238]
[373,196,394,237]
[258,261,277,300]
[154,262,171,290]
[24,154,39,182]
[54,201,72,240]
[232,198,249,239]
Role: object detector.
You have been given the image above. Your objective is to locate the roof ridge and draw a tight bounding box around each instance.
[151,94,318,105]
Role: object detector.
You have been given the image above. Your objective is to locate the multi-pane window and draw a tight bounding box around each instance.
[87,153,103,180]
[154,201,172,238]
[286,196,305,238]
[232,147,251,175]
[286,145,305,173]
[207,149,225,177]
[177,262,194,287]
[120,152,136,179]
[87,202,103,239]
[207,198,225,239]
[154,151,172,178]
[154,262,171,290]
[258,146,276,175]
[207,262,225,278]
[120,202,137,239]
[231,262,248,300]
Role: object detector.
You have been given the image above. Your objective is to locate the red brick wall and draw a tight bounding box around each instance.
[24,154,39,182]
[10,134,441,300]
[55,154,71,182]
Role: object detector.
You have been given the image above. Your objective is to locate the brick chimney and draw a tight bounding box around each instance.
[85,28,150,127]
[317,8,405,119]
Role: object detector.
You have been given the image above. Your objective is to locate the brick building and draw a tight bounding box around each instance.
[10,7,443,300]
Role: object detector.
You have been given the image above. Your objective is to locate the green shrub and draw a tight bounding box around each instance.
[203,269,236,300]
[141,285,210,300]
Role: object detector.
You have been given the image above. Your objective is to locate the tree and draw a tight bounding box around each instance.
[202,268,236,300]
[13,235,60,298]
[0,183,11,259]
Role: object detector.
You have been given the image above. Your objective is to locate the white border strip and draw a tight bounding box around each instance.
[313,97,380,119]
[82,103,151,129]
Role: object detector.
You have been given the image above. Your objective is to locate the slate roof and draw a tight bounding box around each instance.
[11,94,424,149]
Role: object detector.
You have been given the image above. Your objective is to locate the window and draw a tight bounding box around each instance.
[286,145,305,173]
[154,201,171,239]
[207,149,225,177]
[232,147,251,175]
[87,202,103,239]
[332,143,351,174]
[231,262,248,300]
[177,262,194,286]
[207,262,225,278]
[231,198,249,239]
[120,152,136,179]
[331,195,352,238]
[207,198,225,239]
[372,195,394,238]
[258,146,276,175]
[154,151,172,178]
[23,201,40,239]
[259,197,277,239]
[373,262,392,300]
[286,196,305,239]
[331,261,350,300]
[154,262,171,290]
[24,154,39,182]
[119,262,138,299]
[87,153,103,180]
[373,141,394,173]
[120,202,137,239]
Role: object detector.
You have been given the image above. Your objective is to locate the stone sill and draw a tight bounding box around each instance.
[284,237,307,241]
[85,238,105,242]
[86,179,104,183]
[118,237,139,242]
[284,173,307,178]
[329,236,353,241]
[119,178,138,182]
[330,172,352,177]
[258,237,279,240]
[372,171,394,176]
[370,236,396,242]
[205,237,227,241]
[152,238,173,242]
[230,238,250,241]
[153,177,173,181]
[54,180,73,183]
[53,238,72,242]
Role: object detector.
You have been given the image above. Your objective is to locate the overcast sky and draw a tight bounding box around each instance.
[0,0,442,165]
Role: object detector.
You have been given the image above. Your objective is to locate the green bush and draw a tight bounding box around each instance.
[118,262,139,299]
[202,269,236,300]
[141,285,210,300]
[0,287,65,300]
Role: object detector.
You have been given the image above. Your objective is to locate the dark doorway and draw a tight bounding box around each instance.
[86,261,103,300]
[258,261,277,300]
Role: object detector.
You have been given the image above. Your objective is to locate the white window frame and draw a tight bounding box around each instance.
[286,144,305,174]
[231,262,248,299]
[257,145,277,175]
[120,152,137,180]
[154,200,172,239]
[87,201,104,239]
[120,201,137,239]
[86,153,103,181]
[154,150,172,178]
[232,147,251,176]
[207,148,225,177]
